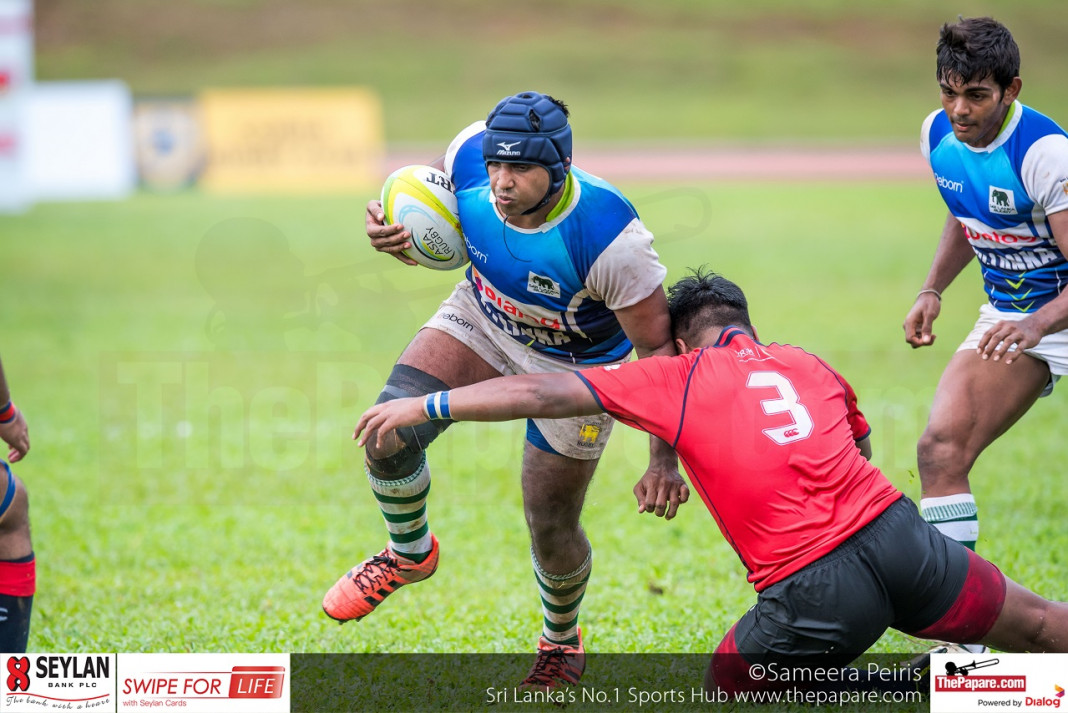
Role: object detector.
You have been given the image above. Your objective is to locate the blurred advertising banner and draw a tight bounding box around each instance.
[199,87,383,194]
[0,0,33,213]
[133,97,206,191]
[24,80,136,201]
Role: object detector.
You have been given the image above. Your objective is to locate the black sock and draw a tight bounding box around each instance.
[0,592,33,653]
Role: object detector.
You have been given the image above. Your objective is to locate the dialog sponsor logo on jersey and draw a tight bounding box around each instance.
[989,186,1017,215]
[962,223,1041,246]
[930,652,1068,713]
[117,653,288,713]
[471,267,562,331]
[3,653,115,713]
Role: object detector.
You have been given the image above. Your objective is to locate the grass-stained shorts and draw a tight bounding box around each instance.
[422,281,618,460]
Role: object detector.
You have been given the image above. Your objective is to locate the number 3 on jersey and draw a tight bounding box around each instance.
[746,371,814,445]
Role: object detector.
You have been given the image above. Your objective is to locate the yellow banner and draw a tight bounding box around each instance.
[199,88,383,193]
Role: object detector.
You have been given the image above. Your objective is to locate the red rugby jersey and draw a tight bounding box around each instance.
[577,327,901,591]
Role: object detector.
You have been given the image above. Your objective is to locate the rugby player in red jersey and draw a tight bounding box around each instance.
[355,268,1068,694]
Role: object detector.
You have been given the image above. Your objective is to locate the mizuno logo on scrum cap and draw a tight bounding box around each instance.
[496,140,522,156]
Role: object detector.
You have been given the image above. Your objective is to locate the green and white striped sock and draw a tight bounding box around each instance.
[532,547,591,647]
[367,455,433,563]
[921,494,979,551]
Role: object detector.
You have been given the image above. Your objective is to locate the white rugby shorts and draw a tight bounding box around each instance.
[421,280,618,460]
[957,303,1068,396]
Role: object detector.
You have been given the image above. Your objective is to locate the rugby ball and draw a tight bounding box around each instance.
[381,165,469,271]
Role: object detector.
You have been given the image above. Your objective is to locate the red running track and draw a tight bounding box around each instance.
[386,144,929,182]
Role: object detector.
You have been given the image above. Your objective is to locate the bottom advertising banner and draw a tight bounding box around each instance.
[6,652,1065,712]
[117,653,289,713]
[291,653,931,712]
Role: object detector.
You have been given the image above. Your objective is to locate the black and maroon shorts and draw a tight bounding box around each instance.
[711,496,1005,691]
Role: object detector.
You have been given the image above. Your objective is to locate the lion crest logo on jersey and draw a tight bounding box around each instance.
[989,186,1017,215]
[527,272,561,298]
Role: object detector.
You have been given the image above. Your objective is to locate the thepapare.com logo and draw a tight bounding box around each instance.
[3,653,115,712]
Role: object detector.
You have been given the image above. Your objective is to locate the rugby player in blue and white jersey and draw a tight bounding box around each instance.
[323,92,686,687]
[0,354,35,652]
[904,17,1068,597]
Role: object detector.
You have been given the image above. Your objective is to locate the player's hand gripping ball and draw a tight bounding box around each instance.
[381,165,469,270]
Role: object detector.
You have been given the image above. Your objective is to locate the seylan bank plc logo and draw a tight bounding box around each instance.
[3,654,115,713]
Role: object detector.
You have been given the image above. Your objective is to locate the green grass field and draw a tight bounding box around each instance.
[4,181,1066,670]
[13,2,1068,710]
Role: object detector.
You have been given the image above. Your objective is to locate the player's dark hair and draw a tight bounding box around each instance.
[936,17,1020,91]
[667,267,751,342]
[545,95,569,119]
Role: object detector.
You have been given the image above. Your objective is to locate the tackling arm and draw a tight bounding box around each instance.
[355,372,600,449]
[903,213,976,347]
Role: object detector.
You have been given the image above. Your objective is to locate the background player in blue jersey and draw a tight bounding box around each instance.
[0,354,36,652]
[904,18,1068,585]
[323,92,686,687]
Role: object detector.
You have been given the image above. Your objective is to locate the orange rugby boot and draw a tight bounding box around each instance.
[322,535,439,623]
[519,627,586,689]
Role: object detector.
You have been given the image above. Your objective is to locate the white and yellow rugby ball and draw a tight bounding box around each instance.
[381,165,469,271]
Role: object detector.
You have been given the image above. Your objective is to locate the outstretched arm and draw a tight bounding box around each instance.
[354,372,600,449]
[903,213,976,348]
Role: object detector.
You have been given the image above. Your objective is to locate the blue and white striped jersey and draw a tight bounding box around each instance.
[443,121,666,363]
[922,102,1068,313]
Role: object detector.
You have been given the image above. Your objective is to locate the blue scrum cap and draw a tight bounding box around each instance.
[482,92,572,205]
